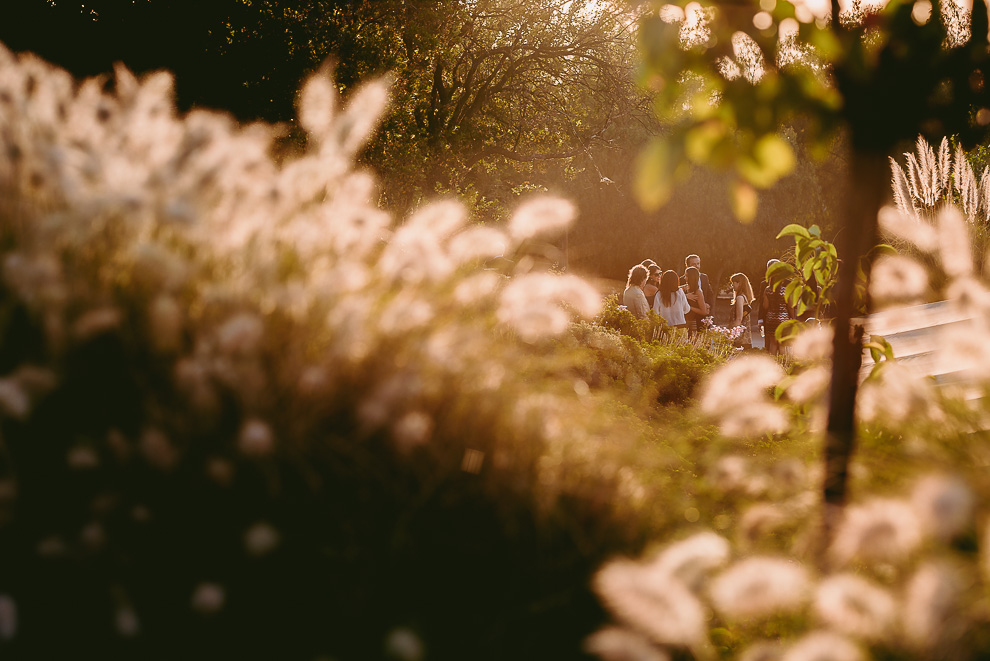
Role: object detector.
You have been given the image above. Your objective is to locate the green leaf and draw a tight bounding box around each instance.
[775,319,802,343]
[766,261,795,286]
[730,179,759,223]
[634,139,676,211]
[777,224,811,240]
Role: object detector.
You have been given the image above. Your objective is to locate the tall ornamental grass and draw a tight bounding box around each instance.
[0,46,687,661]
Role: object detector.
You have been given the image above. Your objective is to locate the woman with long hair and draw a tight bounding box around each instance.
[682,265,708,334]
[654,269,690,327]
[622,264,650,319]
[730,272,755,349]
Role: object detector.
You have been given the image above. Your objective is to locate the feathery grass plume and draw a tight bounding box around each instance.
[738,503,792,548]
[708,556,813,620]
[1,44,677,657]
[584,627,672,661]
[910,473,974,542]
[902,561,964,651]
[779,631,864,661]
[700,355,784,413]
[593,558,710,649]
[813,573,897,641]
[954,144,981,222]
[889,159,917,219]
[738,640,783,661]
[905,151,922,204]
[868,255,929,303]
[856,362,940,425]
[507,196,576,242]
[938,205,973,278]
[718,403,789,438]
[652,531,731,591]
[498,273,601,342]
[789,325,834,364]
[937,136,951,192]
[710,455,750,492]
[915,137,935,206]
[700,355,787,436]
[828,498,922,567]
[783,365,829,404]
[877,205,937,251]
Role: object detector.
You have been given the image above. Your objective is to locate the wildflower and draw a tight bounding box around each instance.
[507,196,576,243]
[584,627,671,661]
[780,631,863,661]
[652,531,731,591]
[829,498,922,567]
[593,558,709,648]
[902,561,963,651]
[709,556,813,620]
[910,473,973,542]
[813,573,897,641]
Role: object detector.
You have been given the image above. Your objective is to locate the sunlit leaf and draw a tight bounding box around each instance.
[635,139,676,211]
[777,224,811,239]
[730,179,759,222]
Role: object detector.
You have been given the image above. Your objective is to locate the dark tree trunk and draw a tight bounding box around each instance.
[820,148,887,556]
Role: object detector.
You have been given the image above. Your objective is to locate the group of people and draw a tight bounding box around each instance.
[622,255,793,353]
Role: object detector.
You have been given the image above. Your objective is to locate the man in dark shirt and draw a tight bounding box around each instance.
[680,254,715,316]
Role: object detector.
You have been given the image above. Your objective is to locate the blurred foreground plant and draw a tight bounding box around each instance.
[0,46,687,661]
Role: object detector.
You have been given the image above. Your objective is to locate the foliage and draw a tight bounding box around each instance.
[583,296,736,409]
[587,201,990,661]
[1,1,650,218]
[635,0,990,220]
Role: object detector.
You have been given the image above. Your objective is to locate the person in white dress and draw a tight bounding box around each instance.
[654,269,690,327]
[622,264,650,318]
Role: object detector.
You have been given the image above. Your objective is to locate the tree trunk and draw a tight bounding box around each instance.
[820,148,887,559]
